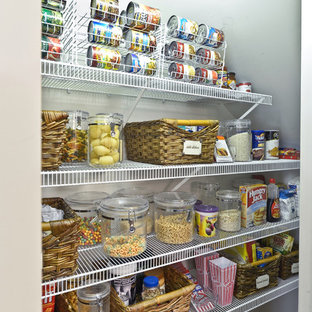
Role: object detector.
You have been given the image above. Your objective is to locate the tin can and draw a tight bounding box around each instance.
[252,130,265,160]
[90,0,119,23]
[168,41,195,60]
[162,44,171,59]
[42,0,66,11]
[87,46,121,70]
[167,15,199,41]
[216,69,228,87]
[237,82,252,92]
[116,10,129,31]
[139,55,157,76]
[265,130,279,160]
[42,8,63,36]
[169,63,195,81]
[194,68,218,85]
[126,2,161,32]
[88,21,122,47]
[196,48,222,67]
[41,35,62,61]
[124,53,141,73]
[125,30,156,53]
[195,24,224,48]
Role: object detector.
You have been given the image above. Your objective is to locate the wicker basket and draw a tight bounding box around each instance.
[124,119,219,165]
[42,110,68,171]
[55,292,78,312]
[279,246,299,280]
[234,253,281,299]
[111,266,196,312]
[42,198,81,281]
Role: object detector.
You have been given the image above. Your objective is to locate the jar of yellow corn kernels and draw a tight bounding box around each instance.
[88,113,122,167]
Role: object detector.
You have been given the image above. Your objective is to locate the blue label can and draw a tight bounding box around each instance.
[252,130,265,160]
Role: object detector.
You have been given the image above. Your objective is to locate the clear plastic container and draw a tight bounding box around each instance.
[191,181,220,206]
[220,119,252,162]
[66,191,108,246]
[77,282,110,312]
[154,192,196,244]
[62,110,89,163]
[112,187,155,234]
[142,276,161,301]
[88,113,123,167]
[98,197,149,258]
[216,190,241,232]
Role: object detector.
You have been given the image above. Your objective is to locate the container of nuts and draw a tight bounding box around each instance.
[154,192,196,244]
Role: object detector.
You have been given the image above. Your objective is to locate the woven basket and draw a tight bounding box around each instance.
[42,198,81,281]
[279,246,299,280]
[111,266,195,312]
[234,253,281,299]
[124,119,219,165]
[55,291,78,312]
[42,110,68,171]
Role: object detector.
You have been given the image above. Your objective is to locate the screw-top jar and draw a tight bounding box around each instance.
[191,181,220,206]
[88,113,123,167]
[98,197,149,258]
[154,192,196,244]
[142,276,161,301]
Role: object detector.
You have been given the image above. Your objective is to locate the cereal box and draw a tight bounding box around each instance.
[240,184,267,228]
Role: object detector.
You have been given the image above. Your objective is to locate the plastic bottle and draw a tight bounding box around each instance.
[267,178,280,222]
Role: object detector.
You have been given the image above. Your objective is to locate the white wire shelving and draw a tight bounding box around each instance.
[41,159,300,187]
[42,217,299,299]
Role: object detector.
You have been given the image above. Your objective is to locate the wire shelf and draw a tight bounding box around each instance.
[41,217,299,299]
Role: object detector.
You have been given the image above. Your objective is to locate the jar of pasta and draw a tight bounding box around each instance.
[88,113,122,167]
[62,110,89,163]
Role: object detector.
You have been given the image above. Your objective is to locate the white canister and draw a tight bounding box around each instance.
[237,82,252,92]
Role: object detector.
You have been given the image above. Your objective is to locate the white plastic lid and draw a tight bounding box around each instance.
[66,191,109,209]
[77,282,110,302]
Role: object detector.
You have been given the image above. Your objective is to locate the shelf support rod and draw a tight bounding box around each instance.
[170,167,202,192]
[239,97,265,119]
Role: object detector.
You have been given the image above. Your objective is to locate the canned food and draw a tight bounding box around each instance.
[168,63,195,81]
[139,55,157,76]
[195,24,224,48]
[237,82,252,92]
[217,69,228,87]
[90,0,119,23]
[162,44,171,59]
[168,41,195,60]
[167,15,198,41]
[124,54,156,75]
[124,53,141,73]
[194,68,218,84]
[252,130,265,160]
[41,35,62,61]
[196,48,222,67]
[265,130,279,160]
[116,10,128,31]
[42,0,66,10]
[41,8,63,36]
[125,30,156,53]
[88,21,122,47]
[126,2,161,32]
[87,46,121,70]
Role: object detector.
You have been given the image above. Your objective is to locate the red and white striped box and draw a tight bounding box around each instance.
[42,283,55,312]
[209,257,237,307]
[195,252,219,292]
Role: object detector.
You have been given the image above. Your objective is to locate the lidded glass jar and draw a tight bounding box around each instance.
[142,276,161,301]
[77,282,110,312]
[66,191,108,246]
[216,190,241,232]
[219,119,252,162]
[191,181,220,206]
[88,113,123,167]
[98,197,149,258]
[112,187,155,234]
[154,192,196,244]
[62,110,89,163]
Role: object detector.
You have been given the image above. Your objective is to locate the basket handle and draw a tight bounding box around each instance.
[250,253,280,267]
[42,222,51,231]
[162,118,219,127]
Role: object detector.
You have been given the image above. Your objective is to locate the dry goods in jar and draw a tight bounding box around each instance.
[227,132,251,162]
[218,209,241,232]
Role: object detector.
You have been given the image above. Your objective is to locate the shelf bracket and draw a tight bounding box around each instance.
[239,97,265,119]
[170,167,202,191]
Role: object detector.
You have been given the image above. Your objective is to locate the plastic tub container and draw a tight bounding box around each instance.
[98,197,149,258]
[191,181,220,206]
[154,192,196,244]
[194,203,218,237]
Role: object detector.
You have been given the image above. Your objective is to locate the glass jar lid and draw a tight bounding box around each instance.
[66,110,89,119]
[77,282,110,303]
[66,191,109,208]
[220,119,251,129]
[112,187,154,203]
[153,192,196,209]
[216,190,241,201]
[89,113,123,125]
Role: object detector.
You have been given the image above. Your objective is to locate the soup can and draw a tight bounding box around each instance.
[124,53,141,73]
[252,130,265,160]
[42,0,66,11]
[139,55,157,76]
[116,10,129,31]
[125,30,156,53]
[167,15,199,41]
[265,130,279,160]
[41,36,62,61]
[168,62,184,79]
[195,24,224,48]
[41,8,63,36]
[237,82,252,92]
[163,44,171,59]
[87,46,121,70]
[88,21,122,47]
[90,0,119,23]
[196,48,222,67]
[194,68,218,85]
[168,41,195,60]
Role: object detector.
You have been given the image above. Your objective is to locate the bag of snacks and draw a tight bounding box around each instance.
[263,233,294,255]
[279,189,296,221]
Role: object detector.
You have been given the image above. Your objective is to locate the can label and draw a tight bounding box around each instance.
[202,26,224,48]
[129,31,154,53]
[90,21,122,47]
[216,70,227,87]
[91,0,119,23]
[169,63,184,79]
[174,17,198,41]
[252,130,265,160]
[131,3,161,31]
[139,55,156,76]
[184,65,195,82]
[92,47,121,70]
[42,8,63,36]
[195,211,217,237]
[41,36,61,61]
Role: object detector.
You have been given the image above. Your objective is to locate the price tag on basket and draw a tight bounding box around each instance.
[183,140,202,155]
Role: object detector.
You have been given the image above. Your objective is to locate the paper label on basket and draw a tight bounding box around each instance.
[291,262,299,274]
[256,274,270,289]
[183,140,202,155]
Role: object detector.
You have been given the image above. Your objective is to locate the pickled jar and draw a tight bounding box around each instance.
[191,182,220,206]
[66,191,108,246]
[154,192,196,244]
[98,197,149,258]
[62,110,89,163]
[112,187,155,234]
[77,282,110,312]
[216,190,241,232]
[88,113,123,167]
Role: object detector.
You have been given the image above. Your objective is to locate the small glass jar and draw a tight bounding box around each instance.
[144,268,165,295]
[216,190,241,232]
[88,113,123,167]
[142,276,161,301]
[62,110,89,163]
[66,191,108,246]
[191,182,220,206]
[227,72,236,90]
[98,197,149,258]
[77,282,110,312]
[154,192,196,244]
[220,119,252,162]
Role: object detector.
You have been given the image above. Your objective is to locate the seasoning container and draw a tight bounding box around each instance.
[265,130,279,160]
[227,72,236,90]
[237,82,252,92]
[62,110,89,163]
[252,130,265,160]
[142,276,161,301]
[221,119,252,162]
[144,268,165,294]
[88,113,122,167]
[98,197,149,258]
[154,192,196,244]
[216,190,241,232]
[112,187,155,234]
[194,203,218,237]
[191,182,220,206]
[66,191,108,246]
[77,282,110,312]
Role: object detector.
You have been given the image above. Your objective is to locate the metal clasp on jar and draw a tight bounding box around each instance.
[128,210,136,234]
